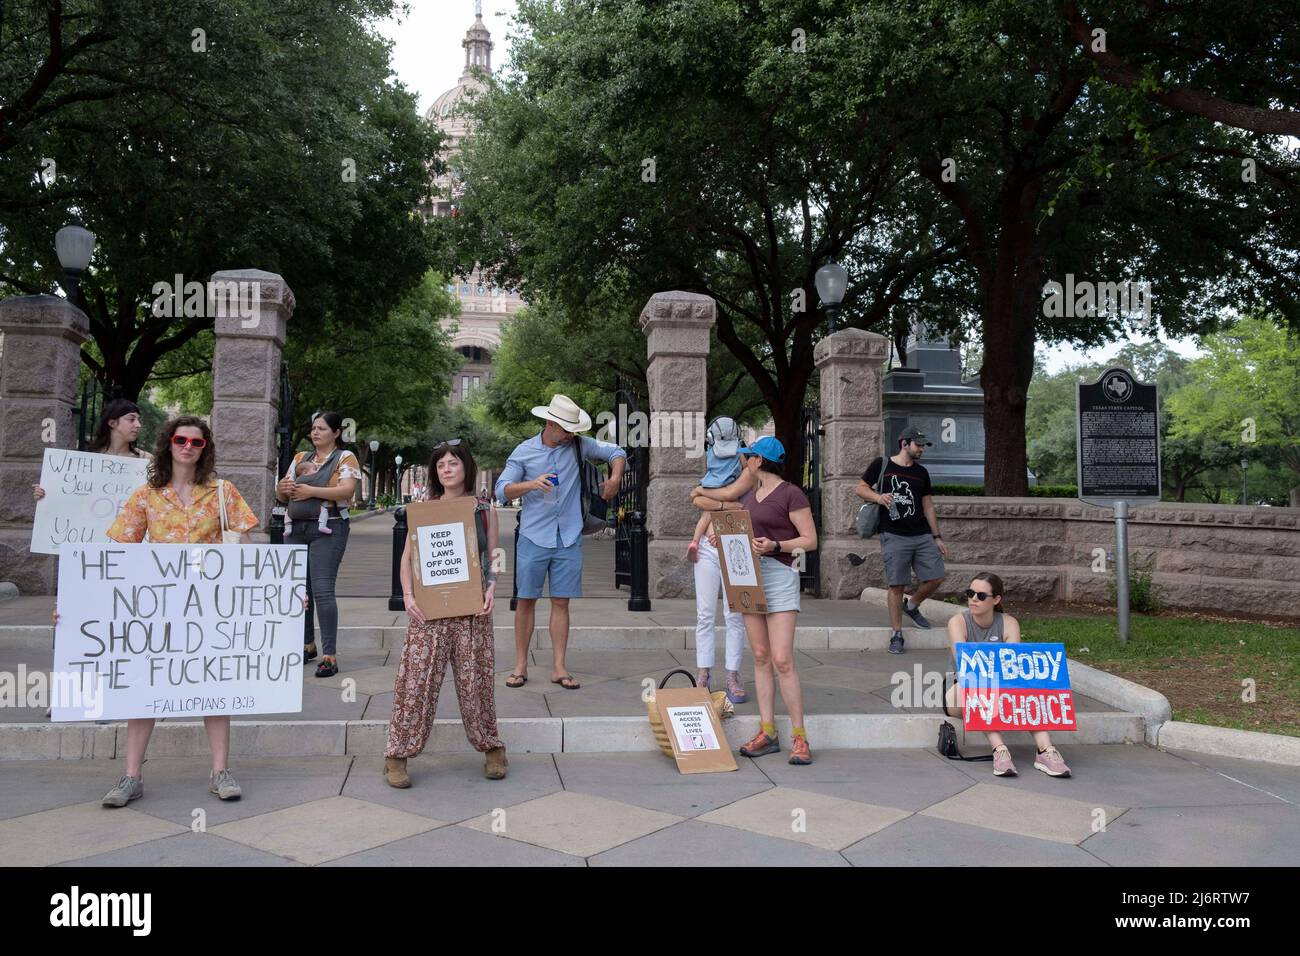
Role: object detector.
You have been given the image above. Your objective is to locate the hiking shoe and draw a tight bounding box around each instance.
[1034,747,1071,778]
[902,599,932,629]
[739,730,780,758]
[725,670,747,704]
[788,735,813,765]
[209,769,242,800]
[102,774,143,808]
[992,746,1017,777]
[888,632,906,654]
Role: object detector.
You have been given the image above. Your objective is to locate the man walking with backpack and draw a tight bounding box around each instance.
[495,394,626,690]
[855,426,949,654]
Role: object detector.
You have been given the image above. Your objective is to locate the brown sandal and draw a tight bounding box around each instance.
[551,675,580,690]
[505,673,527,688]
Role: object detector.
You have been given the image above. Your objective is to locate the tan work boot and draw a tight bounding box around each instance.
[484,746,509,780]
[383,757,411,788]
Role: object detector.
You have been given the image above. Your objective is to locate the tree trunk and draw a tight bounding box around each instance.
[979,274,1037,497]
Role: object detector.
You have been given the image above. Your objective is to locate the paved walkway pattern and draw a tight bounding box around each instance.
[2,746,1298,866]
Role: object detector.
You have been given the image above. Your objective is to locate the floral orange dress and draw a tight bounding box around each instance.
[107,478,259,544]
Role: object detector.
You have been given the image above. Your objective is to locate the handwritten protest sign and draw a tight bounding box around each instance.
[955,642,1076,733]
[30,449,150,555]
[405,497,484,619]
[51,543,307,721]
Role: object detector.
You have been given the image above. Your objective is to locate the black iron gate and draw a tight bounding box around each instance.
[799,403,822,596]
[74,378,104,450]
[270,361,295,546]
[613,375,650,608]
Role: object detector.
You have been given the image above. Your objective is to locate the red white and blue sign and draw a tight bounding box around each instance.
[955,643,1077,732]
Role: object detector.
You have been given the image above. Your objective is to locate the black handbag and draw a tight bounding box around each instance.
[855,455,888,538]
[937,673,993,761]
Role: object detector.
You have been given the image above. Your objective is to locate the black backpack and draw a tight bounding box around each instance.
[573,435,609,535]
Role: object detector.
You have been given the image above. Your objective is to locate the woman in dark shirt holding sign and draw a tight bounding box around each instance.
[944,573,1071,778]
[697,437,818,765]
[384,440,507,788]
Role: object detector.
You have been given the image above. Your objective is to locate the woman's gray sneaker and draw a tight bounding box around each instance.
[209,769,242,800]
[102,775,143,807]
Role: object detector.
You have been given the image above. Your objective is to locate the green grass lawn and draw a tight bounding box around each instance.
[1017,615,1300,738]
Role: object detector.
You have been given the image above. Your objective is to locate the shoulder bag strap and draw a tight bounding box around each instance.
[218,479,230,535]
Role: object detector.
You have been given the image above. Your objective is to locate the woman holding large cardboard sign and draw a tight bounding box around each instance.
[86,416,260,807]
[384,440,507,787]
[696,437,818,765]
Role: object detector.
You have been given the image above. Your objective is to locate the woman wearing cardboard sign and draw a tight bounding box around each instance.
[695,436,818,765]
[384,439,507,787]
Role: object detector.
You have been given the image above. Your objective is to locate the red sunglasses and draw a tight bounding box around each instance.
[171,435,208,449]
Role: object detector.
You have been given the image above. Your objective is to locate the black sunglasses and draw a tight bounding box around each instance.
[434,438,463,449]
[965,589,995,601]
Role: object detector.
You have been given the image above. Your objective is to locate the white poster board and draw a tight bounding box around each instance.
[30,448,150,555]
[666,704,720,751]
[720,534,758,586]
[51,543,308,721]
[416,521,471,586]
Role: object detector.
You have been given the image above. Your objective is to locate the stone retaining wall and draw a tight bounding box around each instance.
[849,497,1300,618]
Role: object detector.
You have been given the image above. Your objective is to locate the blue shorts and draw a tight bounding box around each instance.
[515,532,583,599]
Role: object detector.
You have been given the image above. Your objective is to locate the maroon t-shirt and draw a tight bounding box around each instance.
[740,481,812,566]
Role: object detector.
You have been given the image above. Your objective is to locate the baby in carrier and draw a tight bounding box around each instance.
[294,458,334,535]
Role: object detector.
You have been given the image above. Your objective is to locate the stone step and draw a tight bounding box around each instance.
[0,624,943,653]
[2,710,1145,760]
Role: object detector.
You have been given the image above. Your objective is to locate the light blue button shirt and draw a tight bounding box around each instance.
[495,432,627,549]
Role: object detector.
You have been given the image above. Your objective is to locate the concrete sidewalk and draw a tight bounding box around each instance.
[2,746,1297,866]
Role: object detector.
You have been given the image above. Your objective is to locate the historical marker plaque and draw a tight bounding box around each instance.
[1076,367,1161,506]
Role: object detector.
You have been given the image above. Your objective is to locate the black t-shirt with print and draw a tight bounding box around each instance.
[861,456,934,536]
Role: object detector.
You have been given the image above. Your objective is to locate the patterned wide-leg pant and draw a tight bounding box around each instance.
[384,611,504,757]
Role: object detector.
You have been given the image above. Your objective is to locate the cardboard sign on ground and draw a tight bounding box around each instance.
[405,497,484,620]
[654,686,738,774]
[711,509,767,614]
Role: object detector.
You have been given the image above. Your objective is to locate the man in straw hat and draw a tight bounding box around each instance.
[495,394,626,690]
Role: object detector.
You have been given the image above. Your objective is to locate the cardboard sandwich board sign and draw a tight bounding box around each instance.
[405,497,484,620]
[955,642,1077,733]
[654,686,738,774]
[711,509,766,614]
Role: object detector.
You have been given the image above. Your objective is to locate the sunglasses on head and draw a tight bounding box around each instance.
[965,588,995,601]
[434,438,463,452]
[171,435,208,449]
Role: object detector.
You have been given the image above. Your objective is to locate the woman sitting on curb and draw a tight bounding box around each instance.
[944,572,1072,778]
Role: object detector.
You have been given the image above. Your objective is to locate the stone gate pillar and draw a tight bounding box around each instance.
[814,328,889,598]
[209,269,295,537]
[0,295,90,593]
[640,291,715,597]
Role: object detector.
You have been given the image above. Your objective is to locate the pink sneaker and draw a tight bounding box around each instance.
[1034,746,1071,777]
[992,745,1017,777]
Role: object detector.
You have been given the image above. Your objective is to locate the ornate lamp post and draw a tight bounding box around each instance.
[55,223,96,309]
[815,261,848,333]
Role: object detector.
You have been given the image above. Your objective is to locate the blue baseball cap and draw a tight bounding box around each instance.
[748,436,785,463]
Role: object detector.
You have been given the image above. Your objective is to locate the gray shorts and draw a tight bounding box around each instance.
[879,532,945,587]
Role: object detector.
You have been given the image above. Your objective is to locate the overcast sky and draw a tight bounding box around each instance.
[376,1,1202,374]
